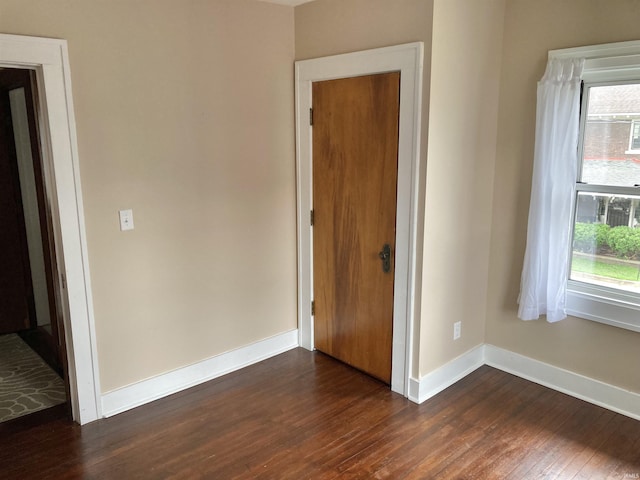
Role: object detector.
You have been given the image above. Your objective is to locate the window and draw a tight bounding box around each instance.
[628,120,640,152]
[557,41,640,332]
[572,84,640,296]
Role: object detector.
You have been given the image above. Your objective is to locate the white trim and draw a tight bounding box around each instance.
[408,344,640,421]
[103,337,640,421]
[101,330,299,418]
[549,40,640,59]
[588,113,640,118]
[0,33,100,424]
[408,345,484,404]
[294,42,424,397]
[484,344,640,421]
[567,284,640,333]
[550,40,640,83]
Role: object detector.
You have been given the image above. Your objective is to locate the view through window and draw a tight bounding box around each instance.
[571,83,640,294]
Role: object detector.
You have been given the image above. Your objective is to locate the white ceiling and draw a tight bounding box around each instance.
[256,0,316,6]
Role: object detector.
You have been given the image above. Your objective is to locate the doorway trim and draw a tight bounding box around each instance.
[294,43,424,396]
[0,33,100,424]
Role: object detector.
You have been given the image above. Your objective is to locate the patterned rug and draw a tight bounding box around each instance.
[0,334,66,422]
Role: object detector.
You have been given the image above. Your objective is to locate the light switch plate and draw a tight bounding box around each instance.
[119,209,134,231]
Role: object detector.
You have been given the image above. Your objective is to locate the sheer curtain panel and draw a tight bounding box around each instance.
[518,57,584,322]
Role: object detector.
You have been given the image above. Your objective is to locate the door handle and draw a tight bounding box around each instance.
[378,244,391,273]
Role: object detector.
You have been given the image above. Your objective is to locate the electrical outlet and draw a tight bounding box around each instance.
[453,321,461,340]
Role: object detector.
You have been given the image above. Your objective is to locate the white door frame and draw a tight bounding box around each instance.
[295,43,424,396]
[0,33,100,424]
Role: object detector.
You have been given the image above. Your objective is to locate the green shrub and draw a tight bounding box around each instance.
[595,223,611,248]
[573,223,610,253]
[606,226,640,259]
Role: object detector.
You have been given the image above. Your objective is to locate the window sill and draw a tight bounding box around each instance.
[566,280,640,332]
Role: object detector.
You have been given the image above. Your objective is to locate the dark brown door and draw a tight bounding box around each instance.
[312,72,400,384]
[0,72,33,334]
[0,68,65,374]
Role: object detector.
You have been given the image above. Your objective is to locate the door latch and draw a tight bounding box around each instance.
[378,244,391,273]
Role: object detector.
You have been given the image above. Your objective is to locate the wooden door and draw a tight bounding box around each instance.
[0,73,33,334]
[0,68,65,375]
[312,72,400,384]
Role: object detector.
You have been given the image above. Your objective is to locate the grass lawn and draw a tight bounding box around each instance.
[571,255,640,281]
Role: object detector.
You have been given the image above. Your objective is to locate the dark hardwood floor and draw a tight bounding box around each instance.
[1,348,639,479]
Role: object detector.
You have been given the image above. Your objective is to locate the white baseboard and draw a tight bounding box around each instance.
[101,332,640,422]
[484,344,640,421]
[408,345,485,404]
[409,343,640,421]
[101,329,299,418]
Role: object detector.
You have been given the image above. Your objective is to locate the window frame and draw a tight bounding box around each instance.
[627,119,640,153]
[550,41,640,333]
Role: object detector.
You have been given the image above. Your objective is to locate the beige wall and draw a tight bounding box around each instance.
[3,0,637,401]
[0,0,297,392]
[295,0,434,61]
[487,0,640,393]
[420,0,504,375]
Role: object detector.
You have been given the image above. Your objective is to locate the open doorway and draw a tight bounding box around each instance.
[0,67,68,424]
[0,34,100,425]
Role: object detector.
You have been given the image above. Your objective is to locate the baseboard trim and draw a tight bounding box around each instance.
[409,343,640,421]
[101,333,640,422]
[101,329,299,418]
[408,345,485,404]
[484,344,640,421]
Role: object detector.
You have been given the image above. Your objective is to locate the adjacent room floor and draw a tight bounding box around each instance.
[1,347,639,479]
[0,333,66,423]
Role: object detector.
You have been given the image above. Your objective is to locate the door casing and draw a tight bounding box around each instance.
[0,34,100,424]
[295,43,424,396]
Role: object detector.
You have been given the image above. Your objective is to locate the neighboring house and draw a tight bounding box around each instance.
[579,83,640,227]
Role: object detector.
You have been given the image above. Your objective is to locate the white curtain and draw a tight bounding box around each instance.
[518,57,584,322]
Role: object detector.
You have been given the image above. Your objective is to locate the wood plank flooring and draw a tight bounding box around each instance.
[0,348,639,479]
